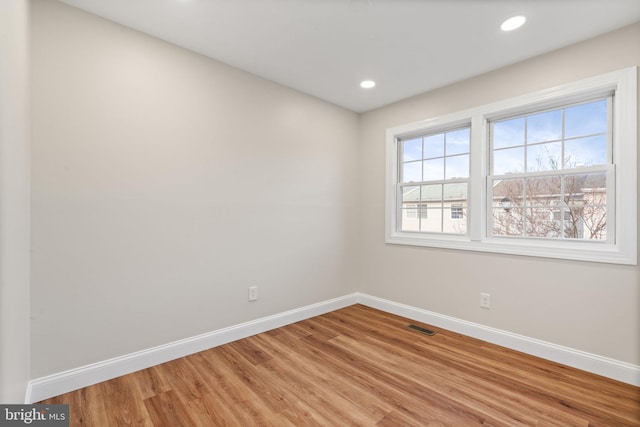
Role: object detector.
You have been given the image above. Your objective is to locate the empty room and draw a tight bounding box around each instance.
[1,0,639,425]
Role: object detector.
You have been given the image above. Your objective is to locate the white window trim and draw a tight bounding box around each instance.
[386,67,637,265]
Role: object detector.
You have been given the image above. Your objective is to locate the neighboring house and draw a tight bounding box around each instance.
[491,173,607,240]
[400,174,607,240]
[401,182,468,234]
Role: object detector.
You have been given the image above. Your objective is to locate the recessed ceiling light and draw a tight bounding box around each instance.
[501,16,526,32]
[360,80,376,89]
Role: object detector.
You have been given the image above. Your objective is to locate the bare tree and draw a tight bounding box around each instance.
[492,152,607,240]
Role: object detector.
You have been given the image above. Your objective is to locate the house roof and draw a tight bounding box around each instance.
[491,173,607,200]
[402,183,467,203]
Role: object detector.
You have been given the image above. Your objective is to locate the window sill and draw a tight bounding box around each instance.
[385,232,636,265]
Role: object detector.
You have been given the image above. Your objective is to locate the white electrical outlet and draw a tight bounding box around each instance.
[480,292,491,309]
[248,286,258,302]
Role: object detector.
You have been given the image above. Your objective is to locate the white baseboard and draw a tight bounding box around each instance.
[26,293,359,403]
[27,291,639,403]
[356,293,640,387]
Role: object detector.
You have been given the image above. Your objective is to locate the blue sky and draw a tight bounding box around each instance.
[402,128,470,182]
[402,98,608,181]
[492,99,608,174]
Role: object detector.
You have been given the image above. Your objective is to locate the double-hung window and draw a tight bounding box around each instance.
[489,97,612,241]
[386,67,637,264]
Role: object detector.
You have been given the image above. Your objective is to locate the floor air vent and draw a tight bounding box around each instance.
[407,324,437,336]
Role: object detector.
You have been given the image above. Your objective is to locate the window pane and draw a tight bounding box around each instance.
[553,208,571,222]
[443,208,467,234]
[492,208,523,236]
[525,207,561,238]
[575,206,607,240]
[446,128,470,155]
[423,158,444,181]
[564,207,583,239]
[446,154,469,179]
[565,99,607,138]
[564,173,606,205]
[492,178,523,208]
[565,135,606,167]
[527,142,561,172]
[564,206,607,240]
[423,133,444,159]
[401,186,420,203]
[402,161,422,183]
[421,208,442,233]
[493,147,524,175]
[493,117,524,149]
[402,138,422,162]
[405,204,417,218]
[401,208,420,231]
[401,187,420,232]
[419,204,428,219]
[563,173,607,240]
[421,184,442,203]
[443,182,467,201]
[527,109,562,143]
[526,176,561,207]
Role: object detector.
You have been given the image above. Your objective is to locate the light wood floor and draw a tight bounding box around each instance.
[41,304,640,426]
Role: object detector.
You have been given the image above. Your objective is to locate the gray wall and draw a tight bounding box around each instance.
[0,0,31,403]
[31,0,360,378]
[359,23,640,365]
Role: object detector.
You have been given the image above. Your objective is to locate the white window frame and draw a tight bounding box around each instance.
[385,67,637,265]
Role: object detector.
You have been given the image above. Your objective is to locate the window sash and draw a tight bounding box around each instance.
[486,165,614,243]
[396,126,471,235]
[488,96,613,175]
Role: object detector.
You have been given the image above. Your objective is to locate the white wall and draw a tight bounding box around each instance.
[359,23,640,365]
[30,0,360,378]
[0,0,31,403]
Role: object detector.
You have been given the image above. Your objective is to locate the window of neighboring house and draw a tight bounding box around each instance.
[404,203,427,219]
[386,67,637,265]
[451,204,464,220]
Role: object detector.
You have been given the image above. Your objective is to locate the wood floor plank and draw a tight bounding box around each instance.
[213,344,297,424]
[39,304,640,426]
[144,390,196,427]
[44,383,109,427]
[185,393,229,427]
[153,358,211,403]
[130,365,172,401]
[192,350,280,426]
[100,375,153,426]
